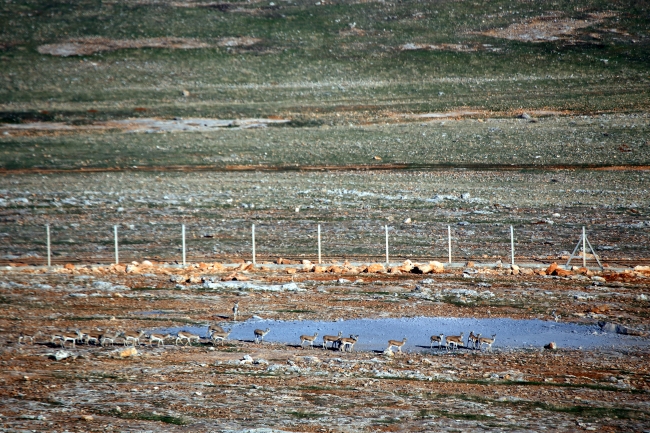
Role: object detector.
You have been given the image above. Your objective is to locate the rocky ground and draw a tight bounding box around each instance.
[0,260,649,432]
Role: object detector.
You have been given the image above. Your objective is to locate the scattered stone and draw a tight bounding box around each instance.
[119,347,138,358]
[599,321,648,336]
[51,350,72,361]
[64,263,75,270]
[544,342,557,350]
[241,355,254,365]
[81,415,94,421]
[546,262,558,274]
[302,356,321,364]
[365,263,386,273]
[412,261,445,274]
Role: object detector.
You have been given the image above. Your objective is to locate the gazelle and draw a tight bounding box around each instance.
[338,335,359,352]
[209,324,225,335]
[299,332,318,349]
[551,310,561,322]
[120,330,145,347]
[52,331,77,348]
[445,332,464,351]
[322,331,342,350]
[78,329,103,346]
[479,334,496,352]
[100,332,117,347]
[232,302,239,321]
[430,333,444,349]
[209,328,231,346]
[467,331,481,350]
[176,331,201,346]
[254,328,270,344]
[148,333,171,347]
[386,337,407,354]
[18,331,41,345]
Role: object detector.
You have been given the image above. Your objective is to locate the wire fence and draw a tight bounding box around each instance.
[1,220,642,269]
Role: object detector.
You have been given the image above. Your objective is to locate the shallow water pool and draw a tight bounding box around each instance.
[155,316,649,352]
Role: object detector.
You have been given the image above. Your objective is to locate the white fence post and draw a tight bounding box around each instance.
[46,224,51,267]
[385,225,389,266]
[114,225,119,264]
[510,225,515,266]
[182,224,186,266]
[582,226,586,268]
[447,225,452,264]
[252,224,256,265]
[318,224,322,264]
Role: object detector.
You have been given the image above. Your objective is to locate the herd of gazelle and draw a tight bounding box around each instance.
[22,327,496,353]
[430,331,497,352]
[38,328,232,348]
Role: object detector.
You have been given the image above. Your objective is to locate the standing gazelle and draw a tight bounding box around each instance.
[176,331,200,346]
[467,331,481,350]
[445,332,464,351]
[299,332,318,349]
[430,333,444,349]
[254,328,270,344]
[209,328,231,346]
[338,335,359,352]
[322,331,343,350]
[479,334,497,352]
[148,333,171,347]
[386,337,407,354]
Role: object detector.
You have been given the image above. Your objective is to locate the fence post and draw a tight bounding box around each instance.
[182,224,186,266]
[510,225,515,266]
[318,224,322,264]
[114,225,119,264]
[46,224,51,267]
[385,225,389,267]
[252,224,256,265]
[582,226,586,268]
[447,225,452,264]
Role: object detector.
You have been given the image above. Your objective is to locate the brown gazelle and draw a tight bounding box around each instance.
[176,331,200,346]
[430,333,444,349]
[100,331,117,347]
[479,334,497,352]
[299,332,318,349]
[338,334,359,352]
[467,331,481,350]
[209,328,231,346]
[121,330,145,347]
[79,329,103,346]
[254,328,270,344]
[53,331,77,348]
[387,337,407,354]
[148,333,170,347]
[445,332,464,351]
[18,331,41,345]
[232,301,239,321]
[209,324,225,335]
[322,331,342,350]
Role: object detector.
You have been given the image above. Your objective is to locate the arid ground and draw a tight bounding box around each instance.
[1,0,649,431]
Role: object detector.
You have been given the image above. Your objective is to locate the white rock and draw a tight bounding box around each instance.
[51,350,72,361]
